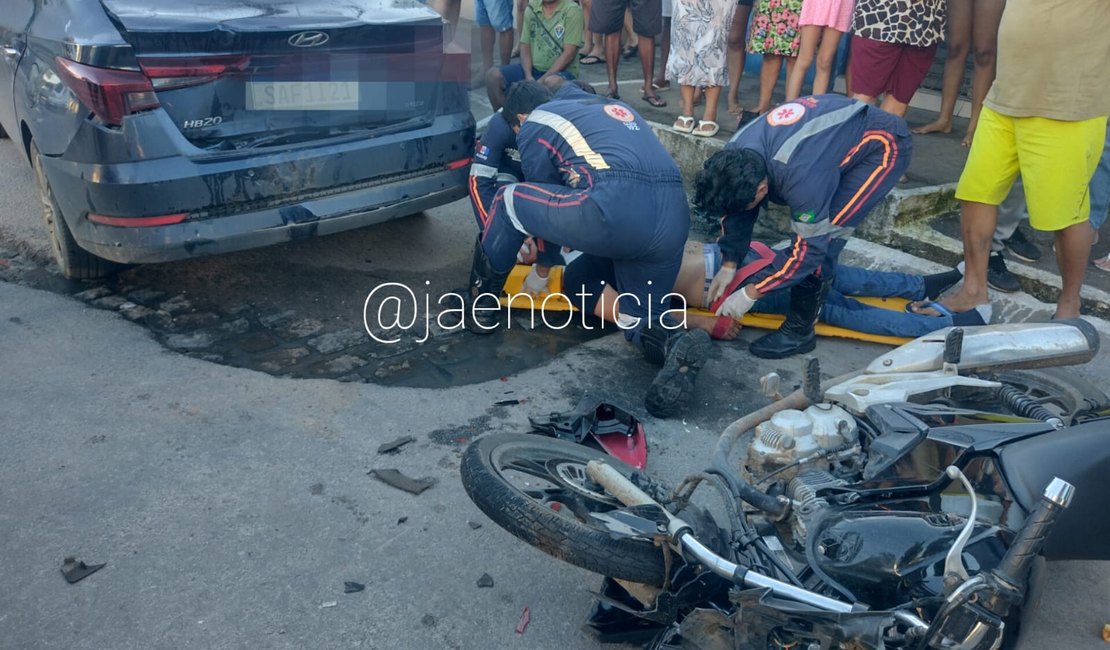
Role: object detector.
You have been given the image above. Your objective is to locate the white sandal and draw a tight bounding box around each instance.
[672,115,695,134]
[692,120,719,137]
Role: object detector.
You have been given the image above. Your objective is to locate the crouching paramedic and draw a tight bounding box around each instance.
[469,78,597,289]
[461,81,710,418]
[695,94,912,359]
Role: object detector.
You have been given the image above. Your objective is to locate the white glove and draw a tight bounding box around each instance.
[707,265,737,305]
[522,265,551,296]
[715,285,758,319]
[516,238,538,264]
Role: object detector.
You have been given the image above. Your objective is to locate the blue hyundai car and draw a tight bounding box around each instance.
[0,0,475,278]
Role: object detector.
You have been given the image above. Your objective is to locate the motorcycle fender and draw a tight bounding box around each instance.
[591,424,648,470]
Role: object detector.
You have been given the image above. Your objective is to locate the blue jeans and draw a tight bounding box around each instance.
[753,265,948,338]
[704,243,945,338]
[1090,125,1110,232]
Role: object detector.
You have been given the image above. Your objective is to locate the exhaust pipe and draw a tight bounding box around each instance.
[866,319,1100,375]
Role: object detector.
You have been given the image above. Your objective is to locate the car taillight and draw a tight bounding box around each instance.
[87,212,188,227]
[138,55,250,91]
[55,58,159,127]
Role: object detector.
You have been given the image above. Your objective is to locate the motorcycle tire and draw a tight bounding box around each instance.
[988,368,1109,424]
[461,433,669,586]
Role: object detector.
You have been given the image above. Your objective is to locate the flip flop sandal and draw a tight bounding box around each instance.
[907,300,991,326]
[642,94,667,107]
[579,54,604,65]
[692,120,719,137]
[622,46,638,60]
[672,115,695,133]
[710,315,737,340]
[652,81,671,91]
[1093,253,1110,273]
[605,90,621,100]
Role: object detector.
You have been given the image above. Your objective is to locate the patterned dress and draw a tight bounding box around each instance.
[666,0,738,86]
[748,0,803,56]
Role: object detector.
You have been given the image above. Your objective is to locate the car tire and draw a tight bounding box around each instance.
[30,142,120,280]
[0,122,8,139]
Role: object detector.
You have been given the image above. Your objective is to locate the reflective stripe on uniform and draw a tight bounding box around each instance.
[773,101,868,165]
[791,220,855,239]
[502,185,531,234]
[470,162,499,178]
[526,109,611,170]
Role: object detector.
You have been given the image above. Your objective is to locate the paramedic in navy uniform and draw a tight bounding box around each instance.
[695,94,913,359]
[461,81,711,418]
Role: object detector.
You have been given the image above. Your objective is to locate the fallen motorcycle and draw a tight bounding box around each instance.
[461,320,1109,649]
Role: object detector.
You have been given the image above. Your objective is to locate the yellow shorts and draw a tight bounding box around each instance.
[955,106,1108,231]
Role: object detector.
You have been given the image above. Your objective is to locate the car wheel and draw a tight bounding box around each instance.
[30,142,120,280]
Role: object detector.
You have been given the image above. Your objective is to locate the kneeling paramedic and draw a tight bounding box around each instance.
[695,94,912,359]
[461,81,709,418]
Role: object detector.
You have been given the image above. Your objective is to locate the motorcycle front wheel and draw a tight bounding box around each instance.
[461,433,669,586]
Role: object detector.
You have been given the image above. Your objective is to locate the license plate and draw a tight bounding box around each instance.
[246,81,360,111]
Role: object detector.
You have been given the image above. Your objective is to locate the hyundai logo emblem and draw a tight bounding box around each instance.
[288,31,329,48]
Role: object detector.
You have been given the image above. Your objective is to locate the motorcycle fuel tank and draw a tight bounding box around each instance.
[806,508,1009,607]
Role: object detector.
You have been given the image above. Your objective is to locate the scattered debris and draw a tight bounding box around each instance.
[377,436,416,455]
[477,573,495,588]
[61,557,106,584]
[421,614,437,627]
[319,601,338,609]
[344,581,366,594]
[516,606,531,634]
[368,469,436,495]
[495,399,523,406]
[468,521,483,530]
[397,516,409,525]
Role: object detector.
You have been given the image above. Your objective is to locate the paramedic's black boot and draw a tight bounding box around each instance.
[643,327,713,418]
[749,275,828,359]
[464,237,511,335]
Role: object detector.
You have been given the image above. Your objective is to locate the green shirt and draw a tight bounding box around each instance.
[520,0,583,76]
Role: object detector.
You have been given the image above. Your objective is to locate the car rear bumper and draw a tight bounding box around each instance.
[68,165,468,264]
[40,111,474,264]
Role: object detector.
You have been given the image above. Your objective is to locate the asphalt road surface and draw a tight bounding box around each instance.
[2,125,1109,649]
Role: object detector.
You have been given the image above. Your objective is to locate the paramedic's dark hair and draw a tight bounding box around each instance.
[503,81,554,128]
[693,149,768,214]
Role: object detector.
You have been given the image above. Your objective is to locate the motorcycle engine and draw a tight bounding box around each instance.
[742,403,861,485]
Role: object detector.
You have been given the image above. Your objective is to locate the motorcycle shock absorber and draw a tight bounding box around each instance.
[996,384,1065,428]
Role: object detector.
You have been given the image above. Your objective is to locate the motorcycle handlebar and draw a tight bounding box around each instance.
[993,477,1074,592]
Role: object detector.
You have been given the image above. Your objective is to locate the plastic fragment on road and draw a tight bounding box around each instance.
[368,469,436,495]
[468,521,483,529]
[344,581,365,594]
[61,557,106,584]
[377,436,416,454]
[516,606,531,634]
[320,601,338,609]
[477,573,494,588]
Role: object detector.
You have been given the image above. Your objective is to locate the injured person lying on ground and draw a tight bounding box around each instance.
[500,240,967,341]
